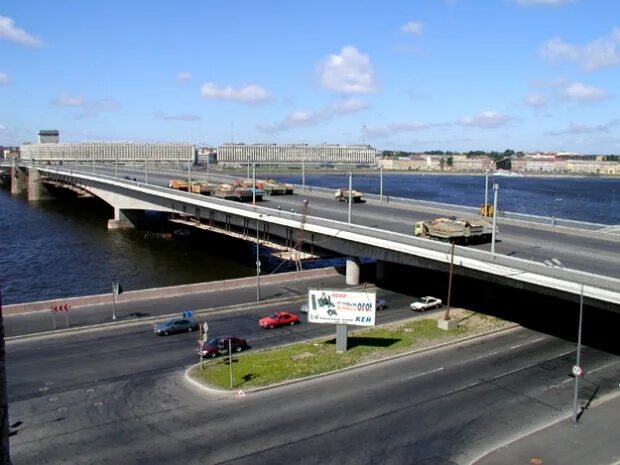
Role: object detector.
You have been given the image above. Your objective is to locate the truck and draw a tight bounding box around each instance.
[213,183,257,202]
[334,188,363,203]
[260,179,294,195]
[168,179,189,191]
[413,216,496,244]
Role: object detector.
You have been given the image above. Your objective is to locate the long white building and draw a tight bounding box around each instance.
[19,142,195,162]
[217,143,379,165]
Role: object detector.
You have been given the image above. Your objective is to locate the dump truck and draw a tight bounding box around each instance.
[213,183,257,202]
[334,188,363,203]
[413,216,496,244]
[168,179,189,191]
[189,182,214,196]
[261,179,294,195]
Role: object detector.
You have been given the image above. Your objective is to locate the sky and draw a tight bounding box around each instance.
[1,0,619,154]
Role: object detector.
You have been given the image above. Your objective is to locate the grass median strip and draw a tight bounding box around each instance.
[189,310,512,390]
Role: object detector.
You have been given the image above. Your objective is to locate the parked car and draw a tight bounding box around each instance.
[410,296,442,312]
[259,311,300,329]
[198,336,250,358]
[153,318,199,336]
[376,298,387,310]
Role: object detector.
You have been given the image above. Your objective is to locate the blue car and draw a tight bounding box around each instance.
[154,318,199,336]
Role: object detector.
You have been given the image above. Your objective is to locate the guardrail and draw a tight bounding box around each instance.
[38,166,620,304]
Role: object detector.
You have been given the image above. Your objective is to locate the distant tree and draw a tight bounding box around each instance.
[446,155,453,167]
[439,157,445,170]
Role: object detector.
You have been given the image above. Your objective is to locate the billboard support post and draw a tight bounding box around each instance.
[336,324,348,352]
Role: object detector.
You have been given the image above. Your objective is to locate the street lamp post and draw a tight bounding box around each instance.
[188,156,192,189]
[484,167,490,212]
[302,160,306,192]
[145,156,149,184]
[252,164,256,206]
[348,171,353,224]
[572,283,585,423]
[444,242,455,321]
[380,164,384,202]
[491,183,499,255]
[115,156,118,178]
[256,217,261,301]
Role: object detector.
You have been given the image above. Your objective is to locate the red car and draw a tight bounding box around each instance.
[259,311,300,329]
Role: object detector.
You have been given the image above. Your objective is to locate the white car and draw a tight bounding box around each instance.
[410,296,442,312]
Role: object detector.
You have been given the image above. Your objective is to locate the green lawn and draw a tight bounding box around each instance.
[189,311,511,390]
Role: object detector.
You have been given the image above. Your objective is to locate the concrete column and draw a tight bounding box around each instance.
[107,208,135,230]
[27,168,53,201]
[10,165,26,196]
[376,259,386,282]
[345,257,361,285]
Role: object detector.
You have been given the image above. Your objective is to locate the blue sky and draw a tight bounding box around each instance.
[1,0,619,153]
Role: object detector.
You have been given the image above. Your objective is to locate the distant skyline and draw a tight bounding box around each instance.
[1,1,619,153]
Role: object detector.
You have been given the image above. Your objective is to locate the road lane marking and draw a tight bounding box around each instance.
[405,367,444,380]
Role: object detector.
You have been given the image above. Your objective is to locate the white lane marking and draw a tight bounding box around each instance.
[470,351,498,361]
[511,337,546,349]
[405,367,444,380]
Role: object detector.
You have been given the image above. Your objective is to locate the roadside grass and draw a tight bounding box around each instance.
[189,310,512,390]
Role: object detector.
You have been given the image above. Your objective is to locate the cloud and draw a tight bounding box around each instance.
[540,28,620,70]
[318,46,377,93]
[177,72,192,82]
[562,82,609,102]
[0,123,6,130]
[200,82,269,103]
[523,93,547,108]
[0,15,43,46]
[457,111,513,128]
[516,0,573,4]
[0,72,9,85]
[366,121,445,138]
[53,92,85,107]
[257,98,369,133]
[52,92,121,117]
[401,21,423,36]
[155,111,202,121]
[547,119,619,135]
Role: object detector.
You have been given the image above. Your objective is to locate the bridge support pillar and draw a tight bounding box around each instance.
[376,260,386,283]
[108,208,135,230]
[10,165,26,196]
[27,168,53,201]
[345,257,361,286]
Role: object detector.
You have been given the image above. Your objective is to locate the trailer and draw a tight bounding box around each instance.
[414,216,496,244]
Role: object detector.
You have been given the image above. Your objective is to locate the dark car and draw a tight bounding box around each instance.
[153,318,199,336]
[198,336,250,358]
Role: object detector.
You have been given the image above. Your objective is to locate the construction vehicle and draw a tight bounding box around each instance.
[480,204,494,217]
[334,188,363,203]
[168,179,189,191]
[413,216,496,244]
[213,183,256,202]
[189,182,214,196]
[261,179,294,195]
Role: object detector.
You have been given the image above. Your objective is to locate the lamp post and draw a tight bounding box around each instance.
[348,171,352,224]
[491,183,499,255]
[302,160,306,191]
[256,217,261,301]
[115,156,118,178]
[484,167,490,212]
[145,156,149,184]
[380,164,384,202]
[188,156,192,189]
[444,241,455,321]
[252,164,256,206]
[572,283,585,423]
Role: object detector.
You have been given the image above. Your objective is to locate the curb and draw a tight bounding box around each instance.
[185,317,520,395]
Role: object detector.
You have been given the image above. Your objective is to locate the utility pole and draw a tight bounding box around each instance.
[572,283,585,423]
[252,164,256,206]
[348,171,352,224]
[256,217,261,301]
[491,183,499,255]
[302,160,306,192]
[115,156,118,178]
[187,156,192,190]
[380,164,384,202]
[145,156,149,184]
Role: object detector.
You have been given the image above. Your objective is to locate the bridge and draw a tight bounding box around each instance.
[4,161,620,311]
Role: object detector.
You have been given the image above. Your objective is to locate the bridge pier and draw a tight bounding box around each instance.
[376,260,386,283]
[107,208,135,230]
[27,168,53,201]
[345,257,361,285]
[10,165,27,196]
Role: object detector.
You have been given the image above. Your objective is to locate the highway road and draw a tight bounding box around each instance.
[7,289,620,464]
[63,165,620,281]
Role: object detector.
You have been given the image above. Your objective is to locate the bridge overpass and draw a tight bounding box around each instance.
[4,162,620,310]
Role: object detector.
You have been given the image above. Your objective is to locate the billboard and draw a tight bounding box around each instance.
[307,289,376,327]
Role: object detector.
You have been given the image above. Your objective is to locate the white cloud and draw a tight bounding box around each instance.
[524,93,547,108]
[562,82,609,102]
[318,46,377,93]
[540,28,620,70]
[547,119,619,135]
[457,111,513,128]
[0,123,6,130]
[516,0,573,4]
[53,92,85,107]
[401,21,423,36]
[0,15,43,46]
[0,72,9,85]
[257,98,369,133]
[155,111,202,121]
[177,72,192,82]
[200,82,269,102]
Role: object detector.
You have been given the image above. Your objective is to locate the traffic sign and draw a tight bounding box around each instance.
[572,365,584,377]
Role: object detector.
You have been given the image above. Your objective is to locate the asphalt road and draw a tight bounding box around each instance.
[7,287,620,464]
[69,165,620,280]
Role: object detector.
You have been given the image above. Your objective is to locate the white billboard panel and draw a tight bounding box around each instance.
[307,289,376,327]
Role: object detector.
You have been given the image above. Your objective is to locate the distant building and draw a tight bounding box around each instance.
[217,143,379,165]
[38,130,59,144]
[196,146,216,165]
